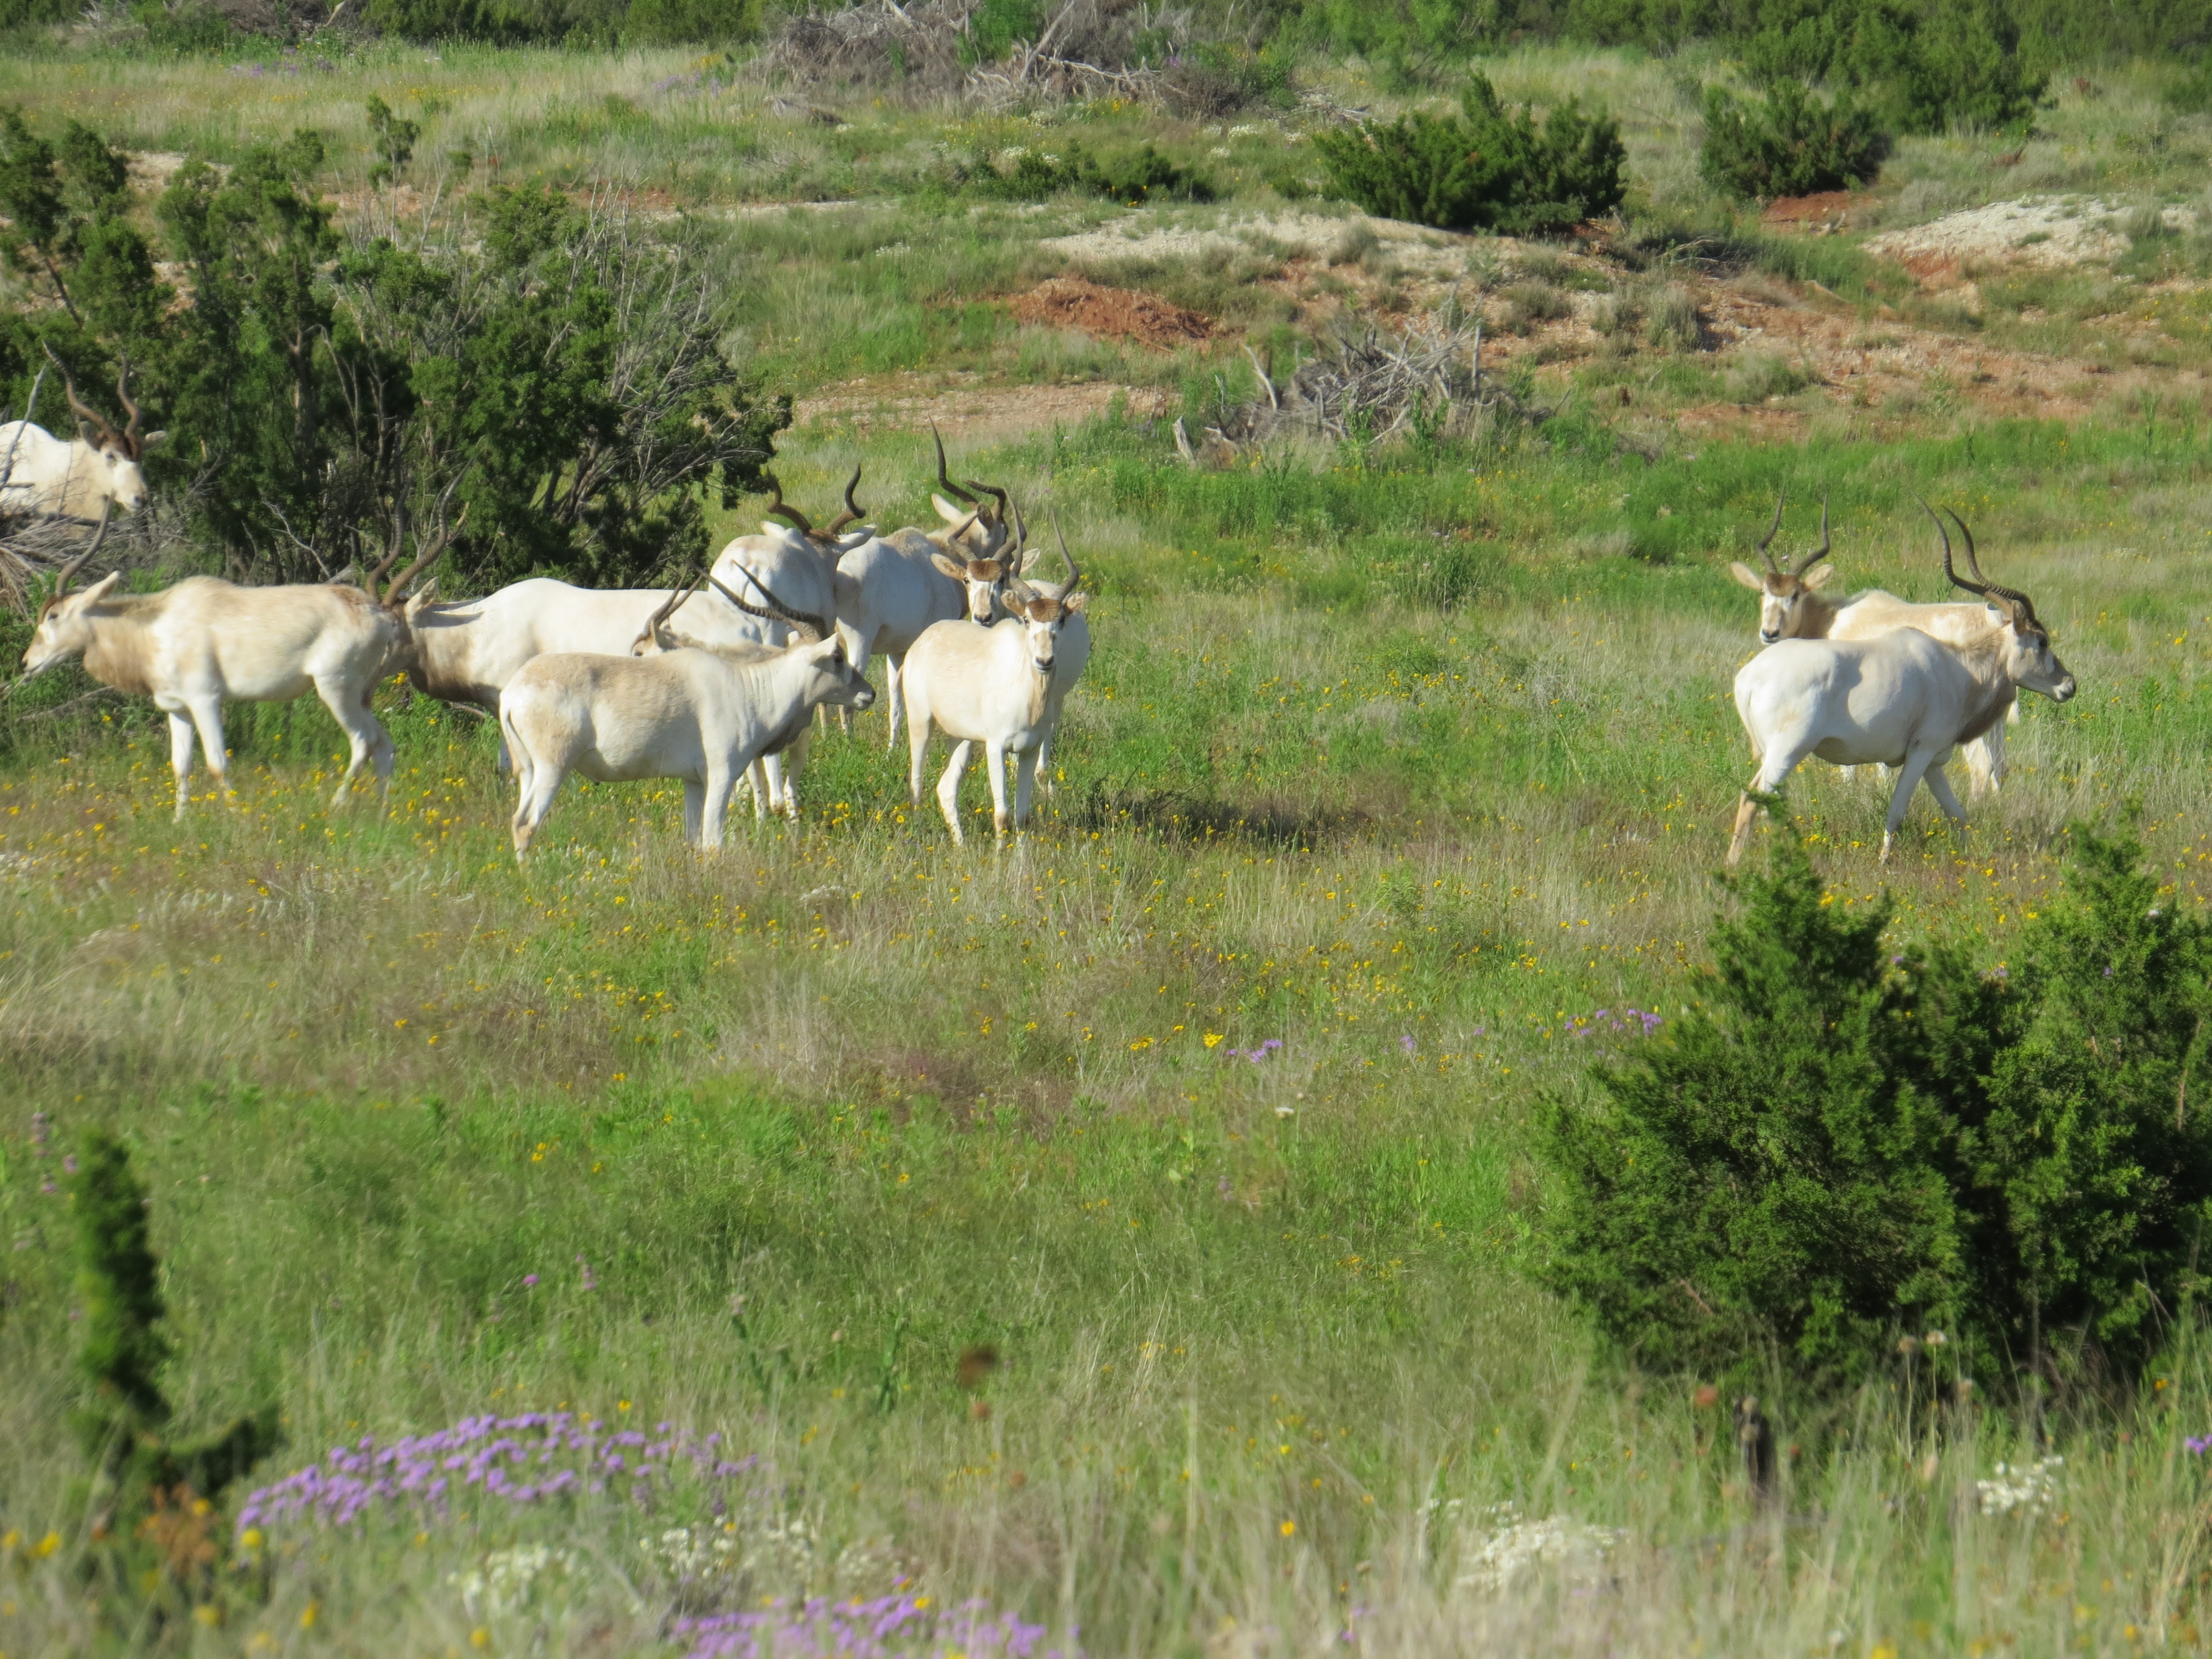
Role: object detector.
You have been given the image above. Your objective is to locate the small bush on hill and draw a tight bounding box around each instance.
[966,143,1214,206]
[1313,71,1626,234]
[1543,823,2212,1395]
[1700,79,1890,202]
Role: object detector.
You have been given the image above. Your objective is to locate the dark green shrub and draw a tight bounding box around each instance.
[69,1129,281,1613]
[2163,56,2212,114]
[623,0,758,43]
[1699,79,1890,202]
[1970,827,2212,1371]
[1542,831,2007,1388]
[964,143,1213,207]
[364,94,419,189]
[1313,72,1626,234]
[1884,0,2043,134]
[1543,823,2212,1394]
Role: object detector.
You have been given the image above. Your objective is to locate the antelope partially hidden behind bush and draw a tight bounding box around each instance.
[1730,495,2017,797]
[1727,505,2075,865]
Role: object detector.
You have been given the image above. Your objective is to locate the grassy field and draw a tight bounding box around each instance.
[8,26,2212,1658]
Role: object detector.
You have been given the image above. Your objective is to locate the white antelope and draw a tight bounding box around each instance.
[17,520,453,818]
[397,575,812,815]
[499,576,874,860]
[1727,507,2075,866]
[838,435,1014,752]
[1730,495,2017,797]
[931,515,1092,797]
[902,549,1088,844]
[0,351,168,519]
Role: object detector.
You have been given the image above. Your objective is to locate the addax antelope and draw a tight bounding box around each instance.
[19,510,457,817]
[1730,493,2018,797]
[0,349,167,519]
[902,532,1087,844]
[499,574,875,860]
[1727,505,2074,866]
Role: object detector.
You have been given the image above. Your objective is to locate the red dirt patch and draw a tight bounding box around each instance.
[1011,277,1214,351]
[1761,190,1866,233]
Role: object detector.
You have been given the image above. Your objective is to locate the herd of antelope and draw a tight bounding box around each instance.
[8,357,2072,864]
[12,385,1087,857]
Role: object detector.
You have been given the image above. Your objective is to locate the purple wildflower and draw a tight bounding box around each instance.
[671,1597,1068,1659]
[523,1274,539,1288]
[62,1154,77,1175]
[1400,1034,1417,1055]
[30,1112,50,1156]
[577,1254,597,1291]
[2189,1435,2212,1456]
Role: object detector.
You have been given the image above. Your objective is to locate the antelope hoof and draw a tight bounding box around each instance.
[1878,834,1896,863]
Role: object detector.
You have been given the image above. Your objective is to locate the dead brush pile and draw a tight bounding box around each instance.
[1197,316,1545,455]
[759,0,1213,107]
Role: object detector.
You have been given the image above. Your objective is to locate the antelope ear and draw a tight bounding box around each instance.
[81,571,124,604]
[405,582,440,618]
[930,553,967,581]
[1802,564,1837,589]
[140,430,170,451]
[932,493,968,525]
[75,420,100,446]
[760,520,795,539]
[1062,591,1088,613]
[1728,562,1767,592]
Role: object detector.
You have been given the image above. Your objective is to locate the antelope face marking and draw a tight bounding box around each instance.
[1730,561,1835,645]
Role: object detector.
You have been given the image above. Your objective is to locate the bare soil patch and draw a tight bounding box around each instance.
[1761,191,1865,234]
[794,371,1167,437]
[1011,276,1214,351]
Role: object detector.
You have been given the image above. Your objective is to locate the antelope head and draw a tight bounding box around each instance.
[44,345,167,513]
[928,424,1009,559]
[1003,515,1087,676]
[1927,503,2075,703]
[1729,493,1834,644]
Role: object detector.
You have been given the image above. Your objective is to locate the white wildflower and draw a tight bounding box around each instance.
[994,147,1029,171]
[1209,147,1234,158]
[1976,1456,2064,1517]
[1457,1501,1624,1593]
[449,1544,582,1619]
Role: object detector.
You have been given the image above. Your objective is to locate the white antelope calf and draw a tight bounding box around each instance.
[1730,494,2017,796]
[902,560,1087,844]
[1,352,167,518]
[18,521,452,817]
[1727,508,2075,866]
[499,578,874,860]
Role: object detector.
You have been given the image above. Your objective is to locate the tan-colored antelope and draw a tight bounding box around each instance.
[499,574,875,860]
[18,516,455,818]
[1728,507,2075,865]
[902,545,1087,844]
[1729,495,2017,797]
[1,349,167,518]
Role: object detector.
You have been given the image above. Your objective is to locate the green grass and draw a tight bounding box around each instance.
[9,27,2212,1656]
